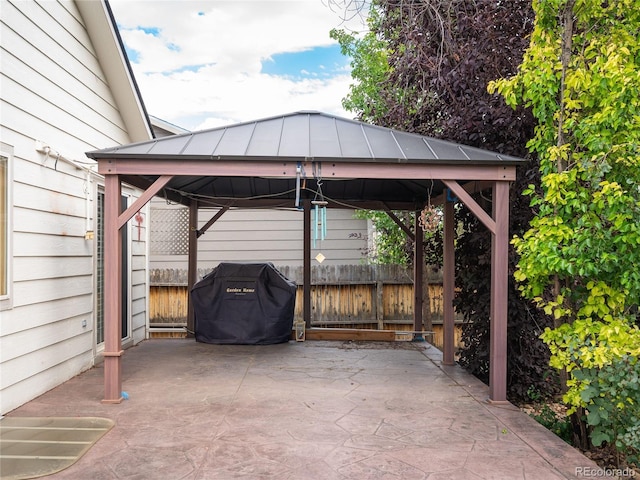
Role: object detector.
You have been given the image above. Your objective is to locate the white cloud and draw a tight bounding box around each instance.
[109,0,367,130]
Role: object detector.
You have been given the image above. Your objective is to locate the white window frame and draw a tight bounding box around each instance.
[0,144,13,311]
[121,192,133,344]
[94,186,133,350]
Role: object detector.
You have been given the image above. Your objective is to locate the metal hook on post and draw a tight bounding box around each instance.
[295,162,302,209]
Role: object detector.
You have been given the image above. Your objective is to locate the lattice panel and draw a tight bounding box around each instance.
[150,208,189,255]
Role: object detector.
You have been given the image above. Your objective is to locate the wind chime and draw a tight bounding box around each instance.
[312,165,328,263]
[294,162,329,263]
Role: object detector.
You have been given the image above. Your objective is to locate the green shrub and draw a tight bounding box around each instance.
[530,404,573,444]
[543,320,640,462]
[576,356,640,463]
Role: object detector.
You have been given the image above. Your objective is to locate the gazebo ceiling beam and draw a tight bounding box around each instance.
[193,199,413,209]
[119,175,186,205]
[431,180,493,205]
[98,159,516,182]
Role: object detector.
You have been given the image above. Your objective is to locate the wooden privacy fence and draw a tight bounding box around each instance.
[149,264,464,348]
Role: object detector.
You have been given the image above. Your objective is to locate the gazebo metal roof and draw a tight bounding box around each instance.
[91,110,522,164]
[88,110,524,406]
[87,111,524,208]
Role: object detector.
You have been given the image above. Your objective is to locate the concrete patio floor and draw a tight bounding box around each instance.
[4,339,600,479]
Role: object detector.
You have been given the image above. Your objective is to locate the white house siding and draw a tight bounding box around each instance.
[130,238,148,345]
[150,202,369,273]
[0,0,149,414]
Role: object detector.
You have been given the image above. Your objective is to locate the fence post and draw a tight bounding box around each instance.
[376,280,384,330]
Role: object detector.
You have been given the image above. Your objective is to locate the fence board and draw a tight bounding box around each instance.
[150,286,188,323]
[150,264,442,286]
[148,265,464,348]
[150,267,455,326]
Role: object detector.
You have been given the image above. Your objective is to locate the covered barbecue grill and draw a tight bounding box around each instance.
[191,262,297,345]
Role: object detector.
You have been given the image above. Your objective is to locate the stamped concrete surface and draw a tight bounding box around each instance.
[4,339,600,479]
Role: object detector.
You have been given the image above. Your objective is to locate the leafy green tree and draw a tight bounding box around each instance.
[333,4,438,269]
[332,5,415,268]
[330,6,391,123]
[354,209,443,267]
[354,210,412,265]
[489,0,640,451]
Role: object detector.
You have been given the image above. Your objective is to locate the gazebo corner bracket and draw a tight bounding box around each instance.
[442,179,496,234]
[116,174,174,229]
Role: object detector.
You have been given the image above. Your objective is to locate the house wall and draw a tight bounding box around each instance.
[0,0,148,414]
[150,201,369,272]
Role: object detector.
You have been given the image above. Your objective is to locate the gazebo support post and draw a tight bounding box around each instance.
[442,197,456,365]
[303,199,311,328]
[186,200,198,337]
[489,181,510,403]
[413,209,424,340]
[102,174,123,404]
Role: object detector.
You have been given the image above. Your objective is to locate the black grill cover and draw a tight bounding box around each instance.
[191,263,297,345]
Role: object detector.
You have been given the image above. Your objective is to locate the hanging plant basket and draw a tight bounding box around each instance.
[419,204,440,233]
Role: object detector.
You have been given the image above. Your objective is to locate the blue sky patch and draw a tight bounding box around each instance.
[169,64,213,74]
[261,45,349,79]
[125,46,139,62]
[139,26,160,36]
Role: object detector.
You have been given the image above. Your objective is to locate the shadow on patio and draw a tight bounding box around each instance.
[4,339,598,479]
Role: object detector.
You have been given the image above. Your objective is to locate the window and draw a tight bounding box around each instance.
[95,189,130,345]
[0,149,11,307]
[96,190,104,344]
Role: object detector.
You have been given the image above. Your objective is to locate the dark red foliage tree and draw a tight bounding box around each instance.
[363,0,558,401]
[375,0,532,156]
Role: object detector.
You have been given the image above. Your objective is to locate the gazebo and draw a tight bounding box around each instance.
[86,111,525,404]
